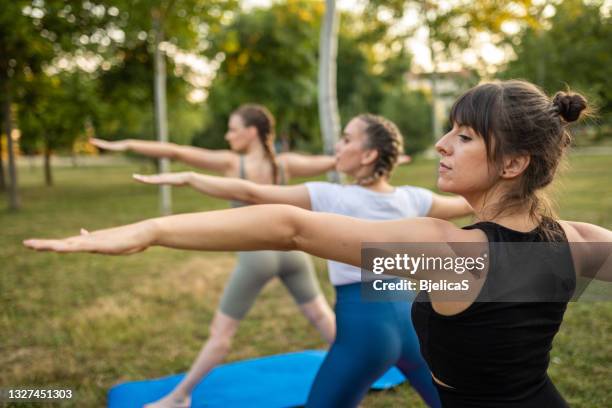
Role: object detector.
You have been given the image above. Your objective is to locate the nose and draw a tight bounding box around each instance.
[435,132,452,157]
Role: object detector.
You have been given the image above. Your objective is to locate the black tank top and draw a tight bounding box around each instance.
[411,219,576,403]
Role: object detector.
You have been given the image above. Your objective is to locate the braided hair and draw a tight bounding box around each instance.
[355,114,404,186]
[233,104,279,184]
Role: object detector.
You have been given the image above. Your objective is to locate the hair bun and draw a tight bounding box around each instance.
[552,91,587,122]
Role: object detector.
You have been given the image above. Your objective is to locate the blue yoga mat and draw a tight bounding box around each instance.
[108,350,406,408]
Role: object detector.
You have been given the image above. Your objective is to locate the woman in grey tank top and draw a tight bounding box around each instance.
[90,104,338,408]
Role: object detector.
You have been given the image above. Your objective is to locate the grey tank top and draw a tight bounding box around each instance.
[229,155,286,208]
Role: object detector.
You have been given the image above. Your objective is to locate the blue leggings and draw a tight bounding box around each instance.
[306,282,441,408]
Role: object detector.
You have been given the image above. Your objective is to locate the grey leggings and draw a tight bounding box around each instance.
[219,251,322,320]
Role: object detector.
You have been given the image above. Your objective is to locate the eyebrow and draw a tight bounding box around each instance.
[457,126,479,138]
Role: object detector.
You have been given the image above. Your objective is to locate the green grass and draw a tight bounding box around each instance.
[1,155,611,407]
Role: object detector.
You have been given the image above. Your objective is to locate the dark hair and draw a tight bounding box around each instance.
[233,104,279,183]
[356,113,404,185]
[449,80,588,226]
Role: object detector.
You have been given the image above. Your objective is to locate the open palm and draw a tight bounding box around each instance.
[24,223,153,255]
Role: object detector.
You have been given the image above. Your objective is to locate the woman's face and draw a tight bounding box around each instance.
[435,123,497,197]
[334,118,375,176]
[225,114,255,152]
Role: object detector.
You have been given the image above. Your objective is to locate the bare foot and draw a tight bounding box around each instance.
[143,392,191,408]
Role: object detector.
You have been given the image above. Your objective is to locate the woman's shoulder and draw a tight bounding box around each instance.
[391,217,486,243]
[220,152,243,178]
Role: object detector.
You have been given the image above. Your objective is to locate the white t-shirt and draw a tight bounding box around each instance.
[306,182,433,286]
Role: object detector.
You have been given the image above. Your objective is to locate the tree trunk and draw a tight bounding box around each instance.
[426,30,441,144]
[153,9,172,215]
[0,118,6,191]
[430,71,441,142]
[3,77,19,210]
[318,0,341,183]
[44,141,53,186]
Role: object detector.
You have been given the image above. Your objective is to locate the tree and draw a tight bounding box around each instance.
[502,0,612,136]
[152,3,173,215]
[196,1,434,155]
[0,0,126,207]
[0,0,53,209]
[194,1,323,150]
[334,6,434,154]
[18,72,95,186]
[94,0,238,214]
[318,0,341,182]
[365,0,530,142]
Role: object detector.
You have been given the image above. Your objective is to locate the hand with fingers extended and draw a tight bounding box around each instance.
[23,221,156,255]
[90,137,130,152]
[133,172,192,186]
[398,154,412,166]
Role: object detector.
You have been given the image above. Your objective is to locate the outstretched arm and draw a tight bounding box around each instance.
[133,172,312,209]
[277,153,412,179]
[90,138,235,173]
[278,153,336,178]
[427,193,473,220]
[562,221,612,282]
[24,205,461,273]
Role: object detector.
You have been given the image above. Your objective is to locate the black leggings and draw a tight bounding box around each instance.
[435,375,568,408]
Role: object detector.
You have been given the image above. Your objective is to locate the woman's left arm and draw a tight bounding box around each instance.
[562,221,612,282]
[24,205,458,273]
[278,153,336,178]
[278,153,413,179]
[426,193,474,220]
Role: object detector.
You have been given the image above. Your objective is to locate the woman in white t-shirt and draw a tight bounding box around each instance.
[131,113,472,407]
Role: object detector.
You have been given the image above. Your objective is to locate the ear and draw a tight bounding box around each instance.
[360,148,379,166]
[245,125,259,139]
[501,154,530,179]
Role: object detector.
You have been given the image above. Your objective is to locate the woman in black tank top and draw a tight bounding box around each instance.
[26,81,612,407]
[412,219,574,407]
[404,82,594,406]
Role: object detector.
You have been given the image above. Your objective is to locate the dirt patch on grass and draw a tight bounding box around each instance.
[73,255,236,323]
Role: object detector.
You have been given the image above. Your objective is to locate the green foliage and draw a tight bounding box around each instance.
[380,88,432,154]
[18,72,96,154]
[87,0,237,143]
[336,32,432,153]
[502,0,612,137]
[0,0,242,192]
[195,1,433,154]
[101,0,238,52]
[194,1,323,150]
[92,42,197,143]
[367,1,524,75]
[0,1,90,81]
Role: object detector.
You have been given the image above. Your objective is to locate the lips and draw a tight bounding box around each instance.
[439,162,452,170]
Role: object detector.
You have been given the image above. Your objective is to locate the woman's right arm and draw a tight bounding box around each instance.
[133,172,312,209]
[90,138,235,173]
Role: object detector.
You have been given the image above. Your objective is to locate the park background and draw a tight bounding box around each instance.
[1,0,611,406]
